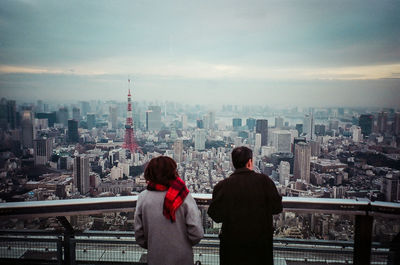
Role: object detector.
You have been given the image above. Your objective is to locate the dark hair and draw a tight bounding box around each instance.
[144,156,178,186]
[231,146,253,169]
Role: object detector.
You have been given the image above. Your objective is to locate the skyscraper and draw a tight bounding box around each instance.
[232,118,242,130]
[173,139,184,163]
[181,114,188,130]
[73,155,90,194]
[57,107,69,127]
[394,112,400,136]
[194,129,206,151]
[294,142,311,184]
[208,111,216,130]
[303,114,314,140]
[256,119,268,146]
[246,118,256,131]
[275,117,284,129]
[279,161,290,185]
[351,126,362,142]
[21,110,34,148]
[87,113,96,129]
[272,130,291,153]
[34,138,53,165]
[72,107,81,126]
[6,100,17,129]
[68,119,79,143]
[377,111,388,134]
[36,112,57,127]
[109,106,118,129]
[310,140,320,157]
[314,124,326,136]
[146,106,162,131]
[359,114,374,136]
[254,133,261,155]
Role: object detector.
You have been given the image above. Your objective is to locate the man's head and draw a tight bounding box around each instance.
[231,146,253,170]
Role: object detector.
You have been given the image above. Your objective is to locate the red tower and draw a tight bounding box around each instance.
[122,80,140,153]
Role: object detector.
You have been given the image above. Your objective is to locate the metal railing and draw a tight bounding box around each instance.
[0,195,399,265]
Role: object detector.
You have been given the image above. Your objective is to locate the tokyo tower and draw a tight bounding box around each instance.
[122,79,140,153]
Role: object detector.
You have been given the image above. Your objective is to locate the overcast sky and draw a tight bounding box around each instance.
[0,0,399,107]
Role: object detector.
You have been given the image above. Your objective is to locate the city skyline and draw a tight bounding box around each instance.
[1,0,400,107]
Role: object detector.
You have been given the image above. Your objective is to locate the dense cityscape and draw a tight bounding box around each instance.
[0,90,399,244]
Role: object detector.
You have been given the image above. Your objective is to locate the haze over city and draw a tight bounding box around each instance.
[1,0,400,107]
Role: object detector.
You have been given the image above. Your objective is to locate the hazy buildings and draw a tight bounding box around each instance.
[36,112,57,127]
[6,100,17,130]
[359,114,374,136]
[57,107,69,127]
[275,117,284,129]
[109,106,118,129]
[146,106,162,131]
[394,112,400,136]
[310,140,321,157]
[279,161,290,185]
[256,119,268,146]
[246,118,256,131]
[181,114,188,130]
[303,114,314,140]
[351,126,362,142]
[294,142,311,184]
[87,113,96,130]
[72,107,80,126]
[377,112,388,134]
[173,139,183,163]
[34,138,53,165]
[232,118,242,130]
[73,155,90,195]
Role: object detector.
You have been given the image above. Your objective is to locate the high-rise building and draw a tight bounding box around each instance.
[208,111,216,130]
[73,155,90,195]
[181,114,188,130]
[21,110,34,148]
[275,117,284,129]
[377,111,388,134]
[203,114,210,130]
[146,106,162,131]
[68,119,79,143]
[6,100,17,129]
[256,119,268,146]
[279,161,290,185]
[80,101,90,116]
[254,133,262,154]
[194,129,206,151]
[36,112,57,127]
[351,125,362,142]
[382,173,400,202]
[57,107,69,127]
[34,138,53,165]
[232,118,242,130]
[72,107,81,126]
[246,118,256,131]
[293,137,306,154]
[295,124,303,135]
[196,119,204,129]
[173,139,184,163]
[328,119,339,131]
[109,106,118,129]
[87,113,96,129]
[294,142,311,184]
[394,112,400,136]
[310,140,320,157]
[315,124,326,136]
[303,114,314,140]
[359,114,374,136]
[272,130,291,153]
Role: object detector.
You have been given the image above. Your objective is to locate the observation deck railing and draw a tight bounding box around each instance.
[0,195,399,265]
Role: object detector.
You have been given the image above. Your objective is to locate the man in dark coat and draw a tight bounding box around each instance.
[208,146,282,265]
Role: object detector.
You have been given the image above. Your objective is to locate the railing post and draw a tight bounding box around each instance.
[353,214,373,265]
[57,236,63,265]
[57,216,76,265]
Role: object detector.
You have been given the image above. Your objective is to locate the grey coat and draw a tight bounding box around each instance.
[134,190,204,265]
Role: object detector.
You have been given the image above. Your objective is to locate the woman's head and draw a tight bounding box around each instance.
[144,156,178,186]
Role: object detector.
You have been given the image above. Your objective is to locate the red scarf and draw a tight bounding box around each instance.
[147,177,189,222]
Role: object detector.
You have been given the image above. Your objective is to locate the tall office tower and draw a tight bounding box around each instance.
[359,114,374,136]
[194,129,206,151]
[394,112,400,136]
[173,139,184,163]
[377,111,388,134]
[310,140,320,157]
[272,130,291,153]
[232,118,242,130]
[275,117,284,129]
[7,100,17,129]
[208,111,216,130]
[293,137,307,153]
[303,114,314,140]
[295,124,303,135]
[279,161,290,185]
[87,113,96,130]
[294,142,311,184]
[315,124,326,136]
[109,106,118,129]
[256,119,268,146]
[351,125,362,142]
[36,112,57,127]
[254,133,262,154]
[0,99,6,129]
[181,114,188,130]
[382,173,400,202]
[72,107,80,127]
[34,138,53,165]
[73,155,90,195]
[246,118,256,131]
[80,101,90,116]
[68,119,79,143]
[328,119,339,131]
[123,87,140,153]
[196,119,204,129]
[36,100,44,113]
[21,110,34,148]
[57,107,69,127]
[203,114,210,130]
[146,106,162,131]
